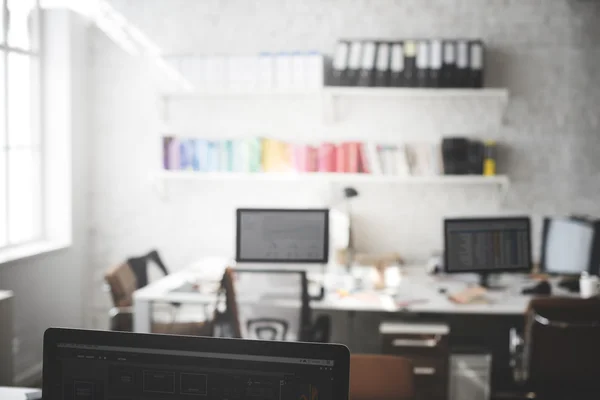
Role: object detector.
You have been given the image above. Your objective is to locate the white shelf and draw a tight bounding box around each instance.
[152,171,509,199]
[156,170,508,185]
[161,87,508,100]
[159,87,509,123]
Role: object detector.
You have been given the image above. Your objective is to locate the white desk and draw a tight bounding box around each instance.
[0,387,41,400]
[132,261,574,333]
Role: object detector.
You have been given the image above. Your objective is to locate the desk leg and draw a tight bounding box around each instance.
[348,311,356,351]
[133,298,152,333]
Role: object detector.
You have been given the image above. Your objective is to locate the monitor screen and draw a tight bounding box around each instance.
[541,218,594,275]
[236,209,329,263]
[444,217,532,273]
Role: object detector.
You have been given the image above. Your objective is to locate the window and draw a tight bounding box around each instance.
[0,0,42,249]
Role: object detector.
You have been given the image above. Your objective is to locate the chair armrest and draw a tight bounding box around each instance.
[509,328,525,383]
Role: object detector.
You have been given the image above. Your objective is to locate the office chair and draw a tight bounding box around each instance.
[350,354,415,400]
[232,269,331,342]
[104,262,211,335]
[510,297,600,399]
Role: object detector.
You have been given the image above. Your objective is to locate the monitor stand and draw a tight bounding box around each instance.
[478,273,505,290]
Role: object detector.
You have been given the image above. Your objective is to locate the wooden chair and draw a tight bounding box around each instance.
[350,354,415,400]
[104,262,211,336]
[211,267,243,338]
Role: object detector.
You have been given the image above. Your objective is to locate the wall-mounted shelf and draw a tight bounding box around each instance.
[159,87,509,124]
[161,87,508,99]
[152,171,510,199]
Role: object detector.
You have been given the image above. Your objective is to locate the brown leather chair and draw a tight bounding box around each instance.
[350,354,415,400]
[510,297,600,399]
[104,262,211,336]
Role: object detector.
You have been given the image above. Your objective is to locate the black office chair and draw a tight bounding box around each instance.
[510,298,600,399]
[232,268,330,342]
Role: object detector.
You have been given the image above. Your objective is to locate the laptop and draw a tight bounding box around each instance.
[43,328,350,400]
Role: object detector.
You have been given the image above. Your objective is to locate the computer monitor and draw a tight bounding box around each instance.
[540,217,596,275]
[444,217,532,287]
[43,328,350,400]
[236,209,329,264]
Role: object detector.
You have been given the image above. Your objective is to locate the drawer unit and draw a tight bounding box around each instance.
[380,322,450,400]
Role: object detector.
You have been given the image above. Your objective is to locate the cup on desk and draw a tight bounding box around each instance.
[580,273,600,298]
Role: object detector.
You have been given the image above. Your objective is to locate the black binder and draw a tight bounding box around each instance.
[468,40,484,88]
[456,40,469,88]
[403,40,417,87]
[330,41,349,86]
[416,40,430,87]
[357,41,376,87]
[429,39,442,88]
[346,41,363,86]
[389,42,405,87]
[374,42,391,87]
[441,40,457,87]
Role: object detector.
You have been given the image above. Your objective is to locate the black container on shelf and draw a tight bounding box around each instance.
[416,40,430,87]
[467,140,485,174]
[327,37,486,88]
[429,39,443,88]
[357,41,376,87]
[330,40,350,86]
[346,41,363,86]
[441,40,457,88]
[403,40,417,87]
[389,42,405,87]
[374,42,391,87]
[468,40,485,88]
[455,40,470,88]
[442,137,471,175]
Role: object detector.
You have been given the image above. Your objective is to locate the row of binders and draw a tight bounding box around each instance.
[329,39,485,88]
[162,136,487,176]
[174,53,325,91]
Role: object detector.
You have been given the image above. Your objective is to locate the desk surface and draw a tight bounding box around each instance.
[0,387,41,400]
[133,260,576,316]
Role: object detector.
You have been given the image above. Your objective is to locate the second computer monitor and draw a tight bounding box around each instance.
[236,208,329,264]
[444,217,532,286]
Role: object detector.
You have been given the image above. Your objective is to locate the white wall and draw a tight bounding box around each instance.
[0,10,90,383]
[88,0,600,325]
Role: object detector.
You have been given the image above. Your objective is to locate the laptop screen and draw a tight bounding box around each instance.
[52,342,336,399]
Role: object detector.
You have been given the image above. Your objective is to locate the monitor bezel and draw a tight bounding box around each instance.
[443,216,533,274]
[43,328,350,400]
[235,208,330,264]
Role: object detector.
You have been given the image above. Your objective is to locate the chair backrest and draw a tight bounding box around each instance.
[127,249,170,289]
[212,267,243,339]
[105,262,138,307]
[524,297,600,394]
[232,269,312,341]
[350,354,415,400]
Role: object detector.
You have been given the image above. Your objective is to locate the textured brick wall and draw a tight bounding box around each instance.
[88,0,600,324]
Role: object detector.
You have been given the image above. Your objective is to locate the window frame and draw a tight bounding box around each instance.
[0,0,45,251]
